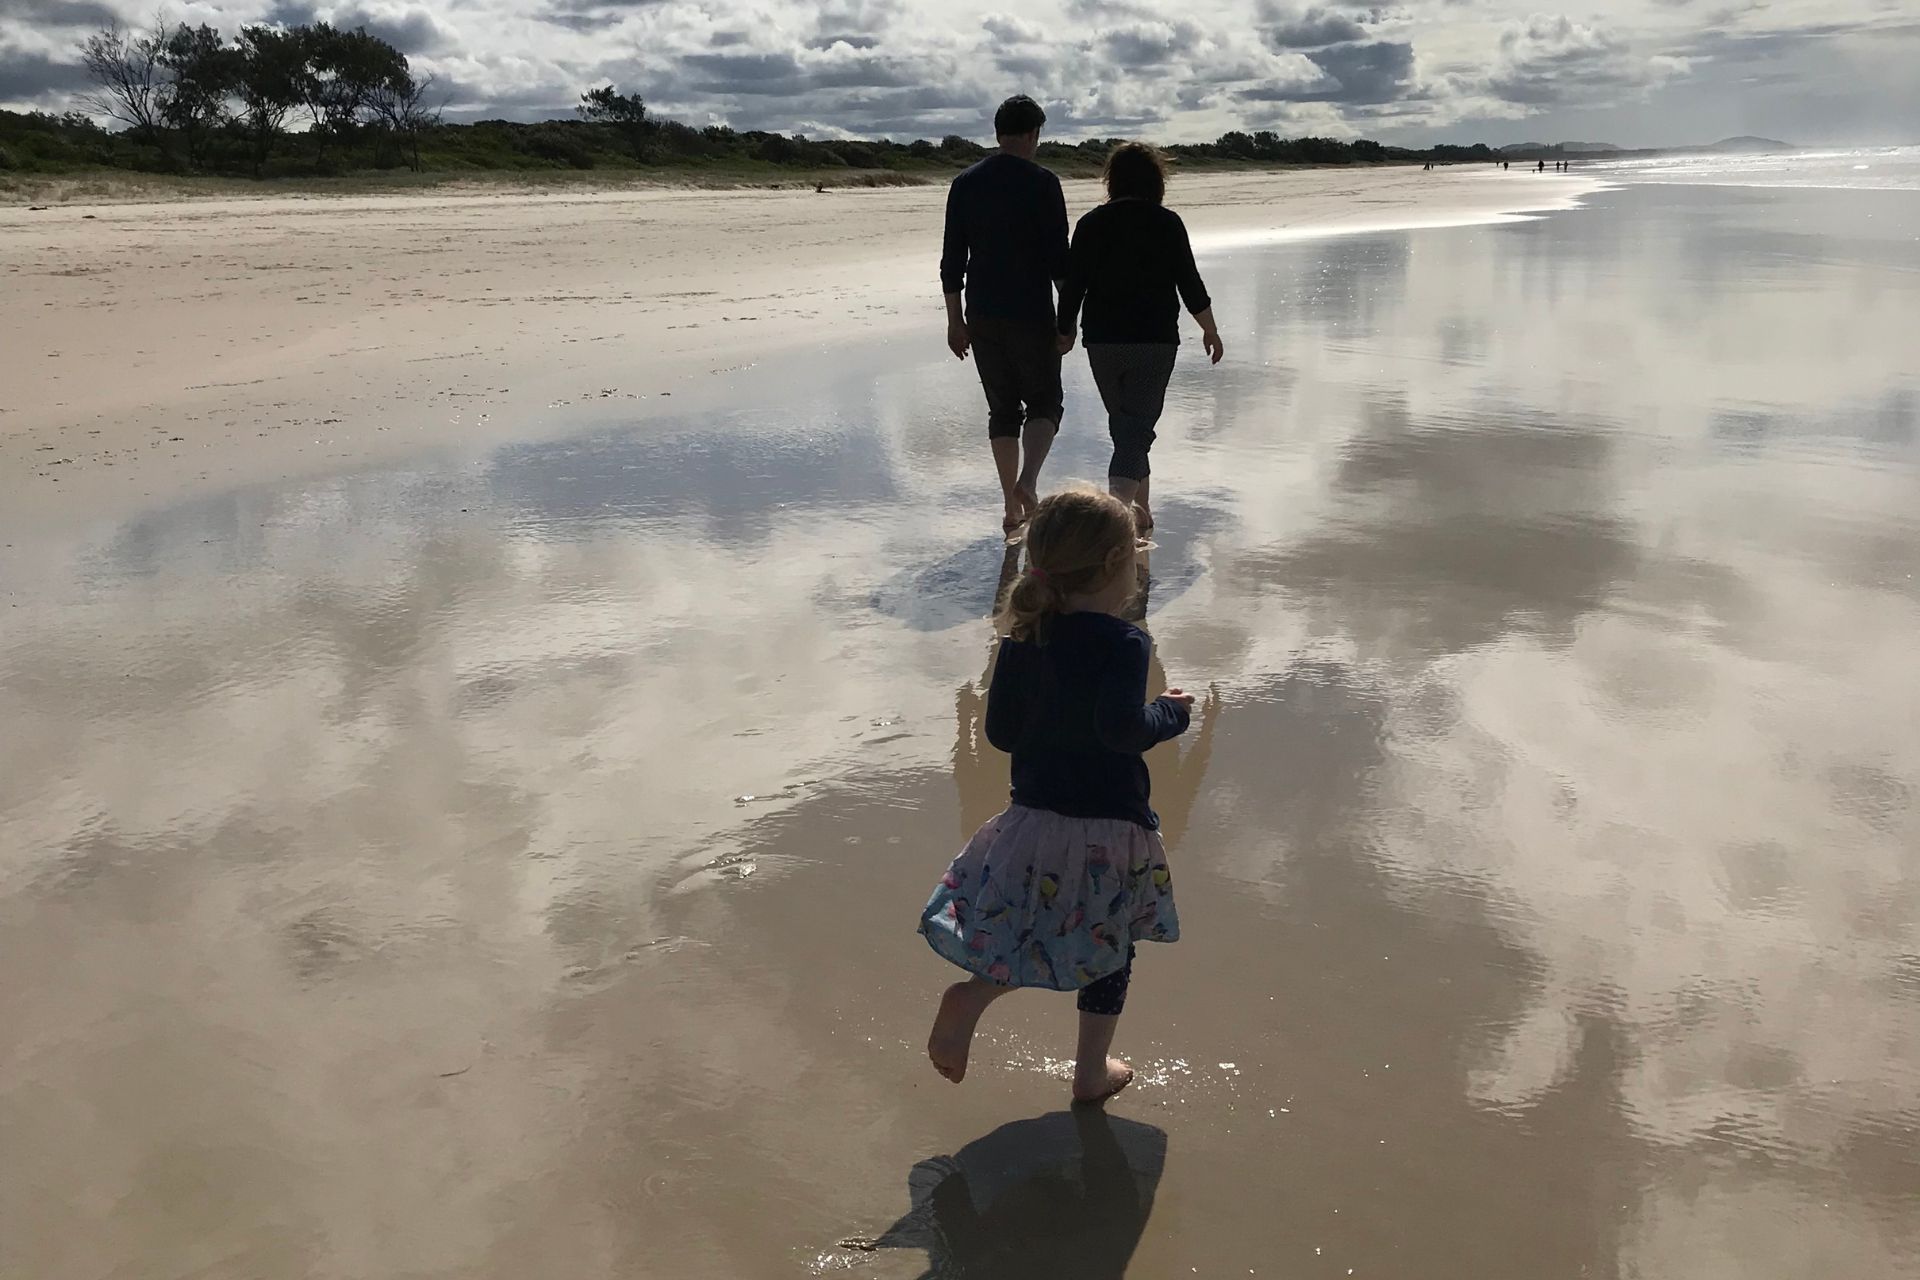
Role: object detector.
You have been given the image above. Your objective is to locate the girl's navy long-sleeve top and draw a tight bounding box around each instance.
[1056,200,1212,345]
[985,611,1191,830]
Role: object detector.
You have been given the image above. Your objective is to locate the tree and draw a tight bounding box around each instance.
[291,23,395,161]
[577,85,650,162]
[367,71,440,171]
[233,25,305,175]
[159,23,235,170]
[79,18,171,144]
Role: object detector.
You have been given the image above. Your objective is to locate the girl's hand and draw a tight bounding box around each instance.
[1163,687,1197,709]
[1202,329,1224,365]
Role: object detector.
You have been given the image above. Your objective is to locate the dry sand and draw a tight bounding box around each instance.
[0,167,1594,536]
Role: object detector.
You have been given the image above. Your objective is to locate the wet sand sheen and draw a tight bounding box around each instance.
[2,181,1918,1278]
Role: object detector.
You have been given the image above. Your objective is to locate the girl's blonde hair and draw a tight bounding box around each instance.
[997,488,1138,642]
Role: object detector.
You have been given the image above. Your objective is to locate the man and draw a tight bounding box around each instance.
[940,95,1071,533]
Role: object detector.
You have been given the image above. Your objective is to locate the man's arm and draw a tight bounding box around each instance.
[940,182,971,360]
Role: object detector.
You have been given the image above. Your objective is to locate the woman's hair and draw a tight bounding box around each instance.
[1103,141,1168,204]
[997,488,1138,643]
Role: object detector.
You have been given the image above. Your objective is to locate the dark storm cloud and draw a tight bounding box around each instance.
[1300,39,1415,103]
[1261,5,1368,49]
[258,0,456,50]
[0,49,86,101]
[7,0,118,26]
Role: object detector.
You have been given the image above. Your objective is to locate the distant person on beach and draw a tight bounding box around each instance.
[941,95,1072,534]
[1057,144,1222,536]
[922,489,1195,1104]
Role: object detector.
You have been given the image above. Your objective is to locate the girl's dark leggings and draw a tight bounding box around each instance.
[1076,944,1136,1016]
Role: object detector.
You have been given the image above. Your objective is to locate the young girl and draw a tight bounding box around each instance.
[920,488,1196,1103]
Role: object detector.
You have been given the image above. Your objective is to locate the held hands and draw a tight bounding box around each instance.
[948,319,972,361]
[1202,328,1225,365]
[1057,329,1077,355]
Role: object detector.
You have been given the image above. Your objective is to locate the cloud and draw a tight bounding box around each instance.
[1301,39,1416,103]
[1486,16,1683,107]
[0,47,86,102]
[1260,4,1368,49]
[2,0,1914,146]
[1099,19,1205,68]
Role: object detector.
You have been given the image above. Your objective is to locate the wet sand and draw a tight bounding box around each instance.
[3,179,1919,1278]
[0,167,1593,538]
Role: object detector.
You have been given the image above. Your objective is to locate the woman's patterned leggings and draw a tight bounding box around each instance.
[1076,944,1137,1016]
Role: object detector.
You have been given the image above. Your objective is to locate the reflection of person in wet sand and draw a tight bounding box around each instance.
[1058,143,1224,539]
[942,95,1072,535]
[919,491,1198,1104]
[874,1107,1165,1278]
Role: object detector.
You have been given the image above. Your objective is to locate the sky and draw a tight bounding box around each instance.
[3,0,1918,148]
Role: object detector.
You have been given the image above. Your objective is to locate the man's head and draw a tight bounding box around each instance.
[994,94,1047,158]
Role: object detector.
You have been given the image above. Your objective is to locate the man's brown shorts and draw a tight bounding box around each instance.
[970,316,1064,439]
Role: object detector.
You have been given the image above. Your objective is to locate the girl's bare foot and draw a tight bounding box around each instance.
[928,981,999,1083]
[1072,1056,1135,1104]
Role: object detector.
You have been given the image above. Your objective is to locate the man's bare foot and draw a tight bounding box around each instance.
[928,981,996,1083]
[1072,1056,1135,1104]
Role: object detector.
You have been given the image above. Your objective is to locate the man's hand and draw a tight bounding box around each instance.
[1057,329,1076,355]
[1163,687,1198,710]
[948,319,972,361]
[1202,328,1225,365]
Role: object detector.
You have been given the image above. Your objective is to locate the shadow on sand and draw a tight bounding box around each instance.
[871,1108,1167,1279]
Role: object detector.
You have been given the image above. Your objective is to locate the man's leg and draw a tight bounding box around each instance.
[1014,322,1065,510]
[971,318,1028,528]
[1016,416,1056,512]
[992,437,1022,524]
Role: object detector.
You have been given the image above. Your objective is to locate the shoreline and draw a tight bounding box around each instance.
[0,167,1602,541]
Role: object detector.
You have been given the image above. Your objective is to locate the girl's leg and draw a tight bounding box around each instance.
[928,977,1012,1083]
[1072,947,1136,1103]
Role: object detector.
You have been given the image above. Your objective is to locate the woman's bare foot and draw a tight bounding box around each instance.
[1072,1056,1135,1104]
[928,981,1001,1083]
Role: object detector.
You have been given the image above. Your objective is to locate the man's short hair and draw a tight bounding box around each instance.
[994,95,1047,138]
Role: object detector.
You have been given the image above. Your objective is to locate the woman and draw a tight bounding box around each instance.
[1057,143,1223,534]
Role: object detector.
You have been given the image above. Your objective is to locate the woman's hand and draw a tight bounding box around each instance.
[1057,329,1077,355]
[1202,328,1224,365]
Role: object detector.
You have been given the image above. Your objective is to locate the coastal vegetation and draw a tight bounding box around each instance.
[1,17,1503,192]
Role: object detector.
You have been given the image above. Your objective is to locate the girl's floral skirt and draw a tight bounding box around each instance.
[918,805,1179,992]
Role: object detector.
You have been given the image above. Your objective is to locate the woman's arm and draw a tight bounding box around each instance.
[1057,217,1093,343]
[1172,215,1224,363]
[1093,632,1192,753]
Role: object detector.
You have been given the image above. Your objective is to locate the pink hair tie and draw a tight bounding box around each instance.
[1029,567,1049,583]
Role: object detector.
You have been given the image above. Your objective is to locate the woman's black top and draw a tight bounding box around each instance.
[1057,201,1212,345]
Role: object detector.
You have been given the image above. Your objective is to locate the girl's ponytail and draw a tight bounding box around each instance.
[995,488,1137,643]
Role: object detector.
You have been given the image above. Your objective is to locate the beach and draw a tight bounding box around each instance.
[3,164,1918,1280]
[0,167,1592,536]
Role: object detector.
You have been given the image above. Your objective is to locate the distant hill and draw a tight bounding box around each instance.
[1558,141,1624,153]
[1704,136,1792,153]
